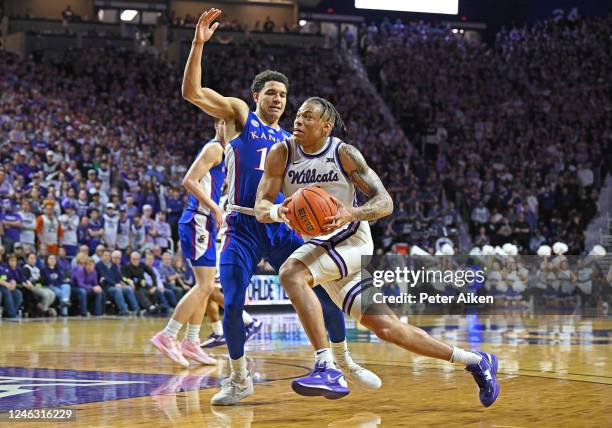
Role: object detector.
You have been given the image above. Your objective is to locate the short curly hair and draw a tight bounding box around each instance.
[251,70,289,94]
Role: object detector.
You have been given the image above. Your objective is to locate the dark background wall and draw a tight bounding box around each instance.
[302,0,612,36]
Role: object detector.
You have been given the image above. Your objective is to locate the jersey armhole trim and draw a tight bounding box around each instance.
[283,140,292,178]
[334,142,351,180]
[237,111,255,142]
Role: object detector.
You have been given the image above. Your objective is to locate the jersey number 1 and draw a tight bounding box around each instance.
[256,147,268,171]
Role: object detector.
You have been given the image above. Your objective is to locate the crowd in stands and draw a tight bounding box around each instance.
[0,243,195,319]
[0,31,409,317]
[1,10,610,318]
[9,4,299,35]
[164,11,300,34]
[363,12,611,255]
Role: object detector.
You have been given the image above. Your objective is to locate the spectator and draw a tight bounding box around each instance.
[96,249,138,315]
[62,5,74,22]
[174,256,194,289]
[36,200,62,255]
[91,244,106,264]
[263,16,275,32]
[120,251,162,314]
[1,199,22,251]
[142,205,156,248]
[154,211,171,250]
[130,215,146,251]
[87,208,104,253]
[72,257,103,316]
[158,252,189,298]
[22,252,56,316]
[144,251,177,308]
[42,254,71,316]
[0,254,23,318]
[0,171,14,198]
[17,199,36,249]
[59,201,79,258]
[116,207,131,252]
[103,203,119,249]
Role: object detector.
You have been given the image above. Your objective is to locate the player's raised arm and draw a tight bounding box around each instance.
[255,142,289,223]
[182,142,224,225]
[324,144,393,231]
[181,8,249,125]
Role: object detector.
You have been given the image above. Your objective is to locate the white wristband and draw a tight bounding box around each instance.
[269,204,282,222]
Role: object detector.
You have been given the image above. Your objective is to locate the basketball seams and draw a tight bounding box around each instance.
[302,188,323,231]
[289,192,308,235]
[308,187,337,218]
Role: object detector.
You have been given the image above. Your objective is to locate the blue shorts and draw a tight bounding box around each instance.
[179,213,218,267]
[220,212,303,274]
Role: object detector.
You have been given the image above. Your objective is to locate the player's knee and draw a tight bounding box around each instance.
[194,282,213,300]
[222,296,243,320]
[279,260,308,289]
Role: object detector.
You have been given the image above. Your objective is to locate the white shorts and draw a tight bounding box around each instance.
[288,221,375,320]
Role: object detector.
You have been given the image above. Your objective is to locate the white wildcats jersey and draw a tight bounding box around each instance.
[282,137,356,210]
[59,213,79,246]
[103,214,119,247]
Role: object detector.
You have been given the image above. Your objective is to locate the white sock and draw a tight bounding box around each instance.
[230,355,248,380]
[330,340,353,366]
[314,348,335,366]
[450,347,482,365]
[163,319,183,338]
[211,320,223,335]
[242,311,253,325]
[185,323,201,343]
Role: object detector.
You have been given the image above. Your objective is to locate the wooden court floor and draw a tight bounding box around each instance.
[0,313,610,427]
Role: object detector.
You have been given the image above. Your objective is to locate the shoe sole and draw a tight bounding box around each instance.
[291,381,350,400]
[210,388,254,406]
[150,336,190,368]
[484,354,500,408]
[201,340,226,349]
[182,350,217,365]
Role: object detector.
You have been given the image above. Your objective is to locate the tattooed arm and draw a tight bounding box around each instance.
[323,144,393,232]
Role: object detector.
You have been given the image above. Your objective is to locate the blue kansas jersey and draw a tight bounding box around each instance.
[225,112,289,208]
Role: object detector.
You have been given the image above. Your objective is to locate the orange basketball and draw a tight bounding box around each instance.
[287,186,338,236]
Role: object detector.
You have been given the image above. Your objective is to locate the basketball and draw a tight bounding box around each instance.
[287,186,338,235]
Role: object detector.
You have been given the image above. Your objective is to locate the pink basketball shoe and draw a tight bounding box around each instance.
[181,339,217,365]
[151,331,190,368]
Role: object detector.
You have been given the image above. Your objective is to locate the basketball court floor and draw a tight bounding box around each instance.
[1,313,610,427]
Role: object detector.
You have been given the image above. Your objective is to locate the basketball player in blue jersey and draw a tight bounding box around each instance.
[150,118,225,368]
[182,9,380,405]
[255,97,500,407]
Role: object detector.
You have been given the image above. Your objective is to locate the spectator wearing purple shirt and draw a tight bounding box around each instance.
[0,254,23,318]
[72,258,103,316]
[122,195,139,219]
[1,199,22,251]
[165,187,183,242]
[86,208,104,253]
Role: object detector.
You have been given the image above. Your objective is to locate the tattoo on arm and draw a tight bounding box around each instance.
[339,144,393,221]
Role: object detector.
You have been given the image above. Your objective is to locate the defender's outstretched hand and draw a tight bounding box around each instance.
[194,8,222,44]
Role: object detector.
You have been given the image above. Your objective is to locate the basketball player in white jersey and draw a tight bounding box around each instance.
[255,97,500,407]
